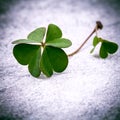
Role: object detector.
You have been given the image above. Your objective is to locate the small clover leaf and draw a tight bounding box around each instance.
[100,39,118,58]
[91,36,119,58]
[12,24,72,77]
[93,36,100,47]
[102,40,119,54]
[99,42,108,58]
[90,36,100,53]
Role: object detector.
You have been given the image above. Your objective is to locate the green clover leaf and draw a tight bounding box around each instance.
[40,46,68,77]
[91,36,119,58]
[12,27,46,44]
[13,44,41,77]
[12,24,72,77]
[100,40,118,58]
[90,36,101,53]
[46,23,62,42]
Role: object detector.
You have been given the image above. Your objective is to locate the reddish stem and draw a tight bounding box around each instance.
[68,21,103,57]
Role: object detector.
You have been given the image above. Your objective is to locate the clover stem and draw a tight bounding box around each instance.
[68,21,103,57]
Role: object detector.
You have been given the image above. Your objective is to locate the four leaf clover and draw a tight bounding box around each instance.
[90,36,118,58]
[12,24,72,77]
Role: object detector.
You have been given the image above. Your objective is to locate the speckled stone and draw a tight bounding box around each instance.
[0,0,120,120]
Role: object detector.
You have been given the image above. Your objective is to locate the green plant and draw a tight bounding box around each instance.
[12,21,119,78]
[68,21,118,57]
[90,36,118,58]
[12,24,72,77]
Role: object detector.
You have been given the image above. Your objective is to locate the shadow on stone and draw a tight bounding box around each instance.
[0,0,20,14]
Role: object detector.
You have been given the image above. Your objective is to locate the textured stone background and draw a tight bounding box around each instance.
[0,0,120,120]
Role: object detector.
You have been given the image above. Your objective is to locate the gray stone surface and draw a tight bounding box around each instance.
[0,0,120,120]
